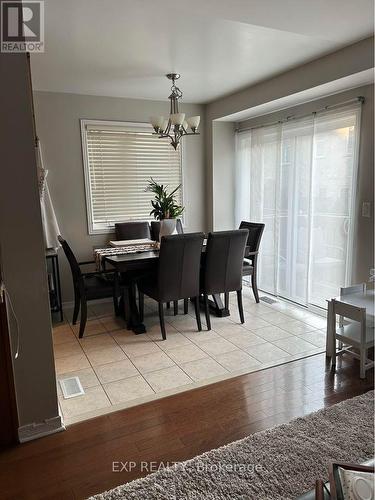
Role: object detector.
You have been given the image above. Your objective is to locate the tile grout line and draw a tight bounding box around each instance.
[56,295,328,422]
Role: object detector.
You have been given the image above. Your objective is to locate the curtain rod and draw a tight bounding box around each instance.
[235,96,364,133]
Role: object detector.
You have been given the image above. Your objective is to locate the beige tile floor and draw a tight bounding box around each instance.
[54,287,327,425]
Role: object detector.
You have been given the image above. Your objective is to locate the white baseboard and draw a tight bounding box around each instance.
[18,414,65,443]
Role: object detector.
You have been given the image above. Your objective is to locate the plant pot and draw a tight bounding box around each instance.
[159,219,177,241]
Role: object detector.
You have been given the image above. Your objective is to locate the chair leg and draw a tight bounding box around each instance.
[251,270,260,303]
[139,291,144,322]
[203,294,211,331]
[224,292,229,311]
[166,302,170,309]
[193,297,202,332]
[237,290,245,324]
[158,302,166,340]
[360,347,366,379]
[330,305,337,368]
[78,298,87,338]
[72,287,80,325]
[113,296,120,317]
[173,300,178,316]
[183,299,188,315]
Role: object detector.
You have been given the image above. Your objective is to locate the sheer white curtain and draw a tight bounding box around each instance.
[235,102,362,308]
[309,105,362,306]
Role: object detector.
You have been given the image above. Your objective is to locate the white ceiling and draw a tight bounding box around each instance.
[30,0,374,103]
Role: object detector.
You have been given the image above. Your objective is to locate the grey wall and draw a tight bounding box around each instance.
[33,91,206,303]
[236,85,374,284]
[212,122,236,230]
[0,55,59,429]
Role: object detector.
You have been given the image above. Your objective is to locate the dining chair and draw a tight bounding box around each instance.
[115,221,151,240]
[150,219,185,315]
[239,221,265,303]
[114,221,152,318]
[201,229,249,330]
[330,298,374,379]
[58,236,122,338]
[138,233,205,340]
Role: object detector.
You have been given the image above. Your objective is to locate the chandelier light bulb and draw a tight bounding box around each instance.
[170,113,185,125]
[187,116,200,132]
[150,116,164,132]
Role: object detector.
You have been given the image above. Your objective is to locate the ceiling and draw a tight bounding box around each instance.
[30,0,374,104]
[219,69,375,122]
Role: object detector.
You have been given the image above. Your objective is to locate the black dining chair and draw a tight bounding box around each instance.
[151,219,185,315]
[114,221,152,317]
[201,230,248,331]
[239,221,265,303]
[138,233,205,340]
[115,221,151,240]
[58,236,123,338]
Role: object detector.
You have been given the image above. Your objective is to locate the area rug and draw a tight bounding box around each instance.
[90,391,374,500]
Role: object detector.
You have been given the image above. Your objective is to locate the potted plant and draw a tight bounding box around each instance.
[146,178,184,241]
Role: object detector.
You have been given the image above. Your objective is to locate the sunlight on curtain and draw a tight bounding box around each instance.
[309,106,362,306]
[235,102,362,308]
[278,117,314,305]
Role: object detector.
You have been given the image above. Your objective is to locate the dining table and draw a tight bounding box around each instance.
[103,247,235,334]
[326,288,375,358]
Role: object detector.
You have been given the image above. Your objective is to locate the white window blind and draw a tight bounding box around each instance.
[81,120,182,234]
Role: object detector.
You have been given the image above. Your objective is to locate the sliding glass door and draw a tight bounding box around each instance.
[277,117,314,305]
[308,108,361,307]
[235,102,361,308]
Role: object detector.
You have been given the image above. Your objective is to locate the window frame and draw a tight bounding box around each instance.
[80,119,185,235]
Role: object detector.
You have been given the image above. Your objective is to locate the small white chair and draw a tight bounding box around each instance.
[331,289,374,378]
[340,283,366,296]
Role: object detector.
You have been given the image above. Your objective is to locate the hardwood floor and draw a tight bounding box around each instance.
[0,353,373,500]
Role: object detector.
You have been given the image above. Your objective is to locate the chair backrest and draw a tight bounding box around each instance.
[115,221,151,240]
[150,219,183,242]
[340,283,366,296]
[203,229,249,294]
[58,235,81,283]
[239,221,265,255]
[157,232,204,302]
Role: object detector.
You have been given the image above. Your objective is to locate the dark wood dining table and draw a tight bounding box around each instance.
[104,249,233,334]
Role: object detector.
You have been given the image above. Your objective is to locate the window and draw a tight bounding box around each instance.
[81,120,183,234]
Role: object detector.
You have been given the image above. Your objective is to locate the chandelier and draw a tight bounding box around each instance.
[150,73,200,150]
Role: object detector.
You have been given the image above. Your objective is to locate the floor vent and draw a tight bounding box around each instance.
[59,376,85,399]
[260,296,278,304]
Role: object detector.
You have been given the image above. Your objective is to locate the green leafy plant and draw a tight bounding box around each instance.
[146,177,184,220]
